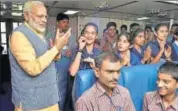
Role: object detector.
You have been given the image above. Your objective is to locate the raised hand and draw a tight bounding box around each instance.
[158,40,166,51]
[78,36,87,50]
[142,46,152,63]
[64,49,72,57]
[54,27,71,51]
[83,57,95,68]
[121,50,131,66]
[164,45,172,59]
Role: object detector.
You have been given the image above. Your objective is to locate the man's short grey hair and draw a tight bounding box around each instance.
[23,1,44,14]
[95,51,120,69]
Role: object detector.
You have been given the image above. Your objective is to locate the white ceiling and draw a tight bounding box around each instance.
[45,0,178,21]
[1,0,178,22]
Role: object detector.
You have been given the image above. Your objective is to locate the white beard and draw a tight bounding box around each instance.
[28,19,46,33]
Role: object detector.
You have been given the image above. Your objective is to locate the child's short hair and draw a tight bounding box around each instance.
[117,32,131,44]
[106,22,117,29]
[56,13,69,21]
[159,62,178,81]
[131,29,144,42]
[154,23,168,32]
[82,22,98,34]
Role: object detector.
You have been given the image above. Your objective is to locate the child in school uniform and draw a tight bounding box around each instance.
[116,32,141,66]
[131,29,152,64]
[143,62,178,111]
[170,28,178,61]
[145,23,172,63]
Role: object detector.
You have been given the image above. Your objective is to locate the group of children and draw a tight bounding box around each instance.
[67,21,178,111]
[69,22,178,75]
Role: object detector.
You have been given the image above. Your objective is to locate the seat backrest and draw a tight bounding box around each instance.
[118,63,163,111]
[74,69,96,102]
